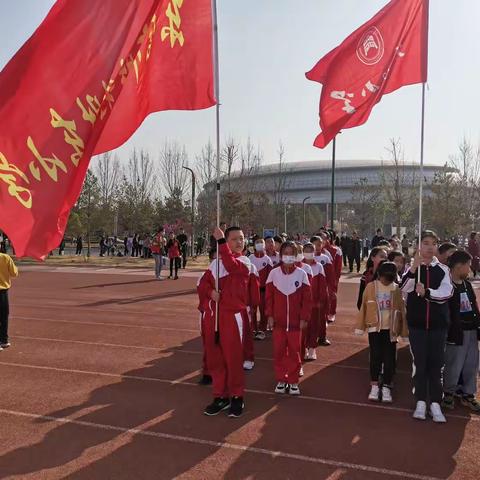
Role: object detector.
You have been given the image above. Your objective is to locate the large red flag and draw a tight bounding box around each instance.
[306,0,429,149]
[0,0,215,259]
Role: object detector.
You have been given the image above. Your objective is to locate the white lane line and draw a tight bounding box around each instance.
[0,361,477,423]
[13,315,200,334]
[0,408,444,480]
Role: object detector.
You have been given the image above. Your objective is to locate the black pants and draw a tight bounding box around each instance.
[362,247,369,260]
[368,330,396,385]
[342,254,347,267]
[170,257,181,277]
[409,327,447,403]
[0,289,9,344]
[182,252,187,269]
[348,255,361,273]
[75,245,82,255]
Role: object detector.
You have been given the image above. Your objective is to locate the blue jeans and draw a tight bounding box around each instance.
[153,254,163,278]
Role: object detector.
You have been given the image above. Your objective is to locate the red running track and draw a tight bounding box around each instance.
[0,267,479,479]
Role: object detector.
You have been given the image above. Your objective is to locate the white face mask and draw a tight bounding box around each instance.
[296,254,304,263]
[282,255,296,265]
[255,243,265,252]
[304,252,314,260]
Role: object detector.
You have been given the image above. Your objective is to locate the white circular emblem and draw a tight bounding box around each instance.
[356,27,384,66]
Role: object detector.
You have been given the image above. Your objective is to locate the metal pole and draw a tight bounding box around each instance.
[302,196,311,233]
[212,0,221,341]
[417,82,426,283]
[330,136,336,230]
[183,166,196,257]
[284,203,287,234]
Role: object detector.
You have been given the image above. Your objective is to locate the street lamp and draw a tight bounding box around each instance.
[302,196,311,233]
[182,166,196,257]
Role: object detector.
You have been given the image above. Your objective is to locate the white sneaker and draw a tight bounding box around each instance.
[430,402,447,423]
[243,360,254,371]
[381,386,393,403]
[307,348,317,361]
[289,384,301,395]
[299,367,304,377]
[368,384,380,402]
[275,382,287,394]
[413,400,427,420]
[328,315,336,323]
[0,342,10,349]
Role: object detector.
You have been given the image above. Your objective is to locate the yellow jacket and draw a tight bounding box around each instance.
[0,254,18,290]
[355,280,408,341]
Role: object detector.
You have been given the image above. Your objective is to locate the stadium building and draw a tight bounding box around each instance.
[208,159,446,205]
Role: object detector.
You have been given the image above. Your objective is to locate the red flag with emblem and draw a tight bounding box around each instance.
[306,0,429,149]
[0,0,215,259]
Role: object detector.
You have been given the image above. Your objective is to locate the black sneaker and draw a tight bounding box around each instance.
[198,374,213,386]
[318,338,331,347]
[461,395,480,412]
[442,393,455,410]
[228,396,244,418]
[204,397,230,416]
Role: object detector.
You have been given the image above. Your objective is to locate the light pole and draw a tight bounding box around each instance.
[284,203,290,234]
[302,196,311,233]
[182,166,196,257]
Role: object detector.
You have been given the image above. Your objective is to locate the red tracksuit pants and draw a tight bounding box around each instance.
[251,290,267,332]
[243,307,255,362]
[329,289,337,317]
[200,312,209,376]
[204,308,247,398]
[302,306,321,351]
[273,328,302,384]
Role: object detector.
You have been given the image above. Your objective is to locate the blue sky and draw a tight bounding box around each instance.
[1,1,479,167]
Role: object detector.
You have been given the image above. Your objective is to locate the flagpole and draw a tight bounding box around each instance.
[212,0,221,341]
[417,82,426,283]
[330,136,336,230]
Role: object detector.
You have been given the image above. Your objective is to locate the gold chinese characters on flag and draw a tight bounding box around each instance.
[0,0,215,259]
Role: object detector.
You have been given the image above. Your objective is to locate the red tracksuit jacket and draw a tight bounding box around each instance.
[315,253,335,294]
[201,242,250,313]
[249,253,273,288]
[247,262,261,308]
[265,265,312,331]
[304,260,329,307]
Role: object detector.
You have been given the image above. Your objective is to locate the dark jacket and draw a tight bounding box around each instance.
[400,258,453,330]
[346,238,361,258]
[357,268,377,310]
[447,280,480,345]
[371,234,384,248]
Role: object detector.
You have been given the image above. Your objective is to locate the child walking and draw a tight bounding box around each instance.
[442,250,480,412]
[401,230,453,423]
[266,241,312,396]
[356,262,407,403]
[357,247,388,309]
[0,252,18,350]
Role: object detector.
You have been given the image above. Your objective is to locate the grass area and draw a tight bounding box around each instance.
[16,255,211,270]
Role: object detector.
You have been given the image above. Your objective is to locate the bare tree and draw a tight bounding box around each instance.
[381,138,417,233]
[159,141,188,198]
[94,152,120,207]
[348,177,381,237]
[272,141,291,232]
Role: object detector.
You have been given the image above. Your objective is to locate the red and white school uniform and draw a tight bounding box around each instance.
[316,251,337,320]
[244,262,260,363]
[302,260,329,350]
[323,243,342,318]
[201,240,250,399]
[249,253,273,332]
[267,251,281,268]
[296,261,313,281]
[265,265,312,384]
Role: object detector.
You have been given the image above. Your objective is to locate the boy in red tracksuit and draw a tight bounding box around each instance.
[322,231,342,322]
[243,261,260,370]
[202,227,251,418]
[302,243,330,360]
[249,238,273,340]
[266,241,312,396]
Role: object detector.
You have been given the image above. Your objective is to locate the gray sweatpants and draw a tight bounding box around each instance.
[444,330,479,396]
[153,254,163,278]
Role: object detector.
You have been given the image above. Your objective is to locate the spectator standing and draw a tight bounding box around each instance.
[177,227,189,269]
[196,235,205,256]
[340,233,349,267]
[401,234,410,256]
[75,235,83,256]
[166,233,181,280]
[371,229,385,248]
[347,231,362,273]
[467,232,480,278]
[151,227,165,280]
